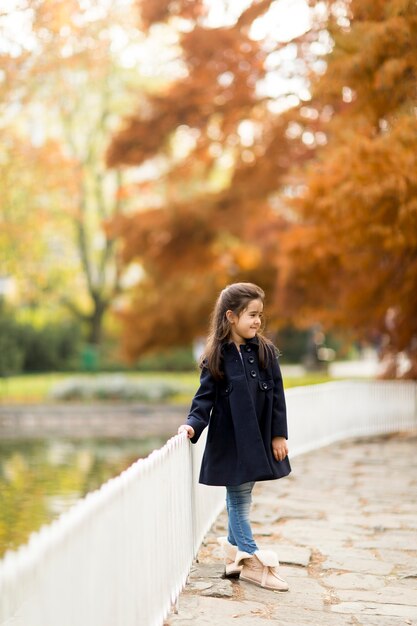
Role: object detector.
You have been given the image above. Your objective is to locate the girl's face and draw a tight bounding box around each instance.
[227,298,264,345]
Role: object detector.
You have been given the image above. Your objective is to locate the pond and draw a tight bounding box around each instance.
[0,436,167,558]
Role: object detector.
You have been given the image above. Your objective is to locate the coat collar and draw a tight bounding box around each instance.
[221,335,260,352]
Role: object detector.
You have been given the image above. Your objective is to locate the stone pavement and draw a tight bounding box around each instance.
[167,432,417,626]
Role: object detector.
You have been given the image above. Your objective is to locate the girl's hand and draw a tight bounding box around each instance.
[272,436,288,462]
[178,424,195,438]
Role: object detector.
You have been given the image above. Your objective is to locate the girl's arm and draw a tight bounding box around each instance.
[178,366,216,444]
[270,348,288,440]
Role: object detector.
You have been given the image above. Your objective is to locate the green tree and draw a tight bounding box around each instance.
[0,1,146,344]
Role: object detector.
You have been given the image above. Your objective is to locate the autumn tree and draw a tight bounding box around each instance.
[0,1,145,344]
[108,0,326,358]
[280,0,417,377]
[0,11,47,297]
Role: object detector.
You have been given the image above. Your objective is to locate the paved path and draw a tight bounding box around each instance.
[167,432,417,626]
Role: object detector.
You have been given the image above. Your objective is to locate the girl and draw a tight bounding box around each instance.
[178,282,291,592]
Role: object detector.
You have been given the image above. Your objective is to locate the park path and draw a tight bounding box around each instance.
[167,431,417,626]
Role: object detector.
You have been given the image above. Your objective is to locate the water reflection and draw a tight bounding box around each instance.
[0,436,166,557]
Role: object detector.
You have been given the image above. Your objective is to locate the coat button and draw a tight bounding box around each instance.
[262,382,268,390]
[245,346,252,352]
[225,387,230,393]
[248,356,255,364]
[250,370,257,378]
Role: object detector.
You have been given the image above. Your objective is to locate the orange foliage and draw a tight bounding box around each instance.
[280,0,417,377]
[108,0,314,357]
[137,0,207,28]
[108,0,417,377]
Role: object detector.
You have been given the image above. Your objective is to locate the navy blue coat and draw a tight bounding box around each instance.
[186,337,291,486]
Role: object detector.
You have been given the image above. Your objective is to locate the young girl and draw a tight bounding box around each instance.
[178,282,291,592]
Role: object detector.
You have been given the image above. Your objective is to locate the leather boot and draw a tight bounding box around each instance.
[217,537,242,579]
[236,549,289,591]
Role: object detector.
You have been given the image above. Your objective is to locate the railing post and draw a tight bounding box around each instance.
[414,382,417,427]
[189,437,198,562]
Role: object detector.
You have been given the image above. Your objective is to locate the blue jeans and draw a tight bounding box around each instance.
[226,482,258,554]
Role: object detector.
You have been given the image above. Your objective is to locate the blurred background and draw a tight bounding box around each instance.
[0,0,416,553]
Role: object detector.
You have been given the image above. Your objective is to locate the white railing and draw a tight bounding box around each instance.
[0,380,416,626]
[0,432,224,626]
[286,380,417,458]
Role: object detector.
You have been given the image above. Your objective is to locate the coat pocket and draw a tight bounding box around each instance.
[220,382,233,396]
[258,379,273,392]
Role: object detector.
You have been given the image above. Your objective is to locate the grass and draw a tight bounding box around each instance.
[0,372,198,404]
[284,373,334,388]
[0,373,70,403]
[0,370,335,404]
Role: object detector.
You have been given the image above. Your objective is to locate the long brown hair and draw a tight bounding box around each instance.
[201,282,275,379]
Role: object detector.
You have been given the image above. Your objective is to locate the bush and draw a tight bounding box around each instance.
[49,374,176,401]
[0,304,82,374]
[135,346,196,372]
[19,321,82,372]
[0,314,24,376]
[276,326,342,364]
[275,327,310,364]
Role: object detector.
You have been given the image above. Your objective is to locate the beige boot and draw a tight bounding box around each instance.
[217,537,242,579]
[236,549,289,591]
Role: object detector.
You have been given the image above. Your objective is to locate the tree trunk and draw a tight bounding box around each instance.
[86,296,108,345]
